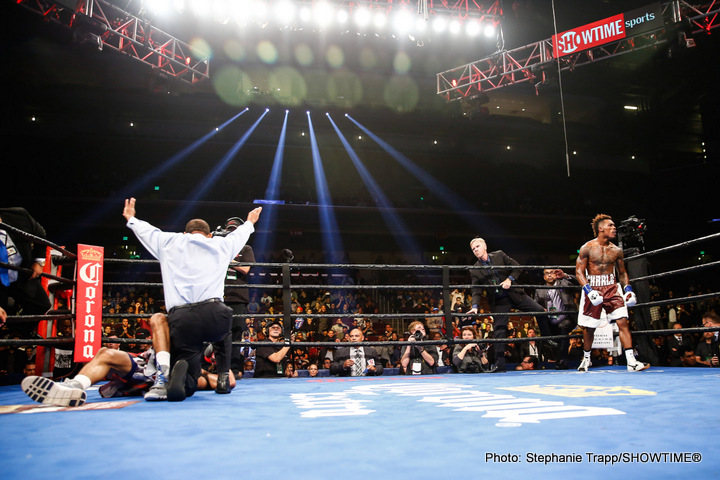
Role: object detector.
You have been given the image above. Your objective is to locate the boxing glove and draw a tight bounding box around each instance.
[583,284,603,306]
[624,285,637,307]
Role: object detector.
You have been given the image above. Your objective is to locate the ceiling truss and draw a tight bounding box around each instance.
[15,0,210,85]
[437,1,720,102]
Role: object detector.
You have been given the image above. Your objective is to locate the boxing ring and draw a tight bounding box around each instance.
[1,368,718,477]
[1,222,719,477]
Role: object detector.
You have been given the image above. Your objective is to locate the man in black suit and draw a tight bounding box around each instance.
[330,328,383,377]
[533,268,579,369]
[518,328,549,364]
[666,323,695,366]
[466,237,550,372]
[0,208,52,337]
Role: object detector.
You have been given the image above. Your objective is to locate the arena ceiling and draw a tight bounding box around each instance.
[3,0,719,263]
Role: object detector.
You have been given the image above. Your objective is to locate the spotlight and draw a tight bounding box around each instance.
[273,0,296,25]
[373,12,387,29]
[354,6,371,28]
[483,23,496,37]
[313,1,334,26]
[392,10,414,34]
[299,5,312,23]
[432,17,447,33]
[449,19,461,35]
[465,21,481,37]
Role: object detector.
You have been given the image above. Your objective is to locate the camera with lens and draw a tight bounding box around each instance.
[617,215,646,239]
[406,330,424,341]
[212,217,244,237]
[465,361,482,374]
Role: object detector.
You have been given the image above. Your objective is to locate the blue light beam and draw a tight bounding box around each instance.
[345,114,503,235]
[171,109,270,225]
[254,110,290,257]
[307,111,345,263]
[327,113,424,264]
[64,109,249,243]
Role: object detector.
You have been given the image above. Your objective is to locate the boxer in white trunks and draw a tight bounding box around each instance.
[576,214,650,372]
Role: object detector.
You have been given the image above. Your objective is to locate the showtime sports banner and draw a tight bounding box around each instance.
[74,245,104,363]
[552,3,663,58]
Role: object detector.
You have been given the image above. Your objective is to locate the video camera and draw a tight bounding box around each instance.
[617,215,646,239]
[212,217,244,238]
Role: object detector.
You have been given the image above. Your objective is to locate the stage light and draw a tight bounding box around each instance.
[189,0,208,18]
[374,12,388,29]
[213,0,230,23]
[483,23,496,37]
[354,7,371,28]
[449,19,461,34]
[299,5,312,23]
[172,0,185,14]
[392,10,414,34]
[229,0,250,24]
[624,105,638,110]
[466,20,481,37]
[314,1,335,27]
[274,0,296,25]
[336,9,349,24]
[432,17,447,33]
[147,0,171,15]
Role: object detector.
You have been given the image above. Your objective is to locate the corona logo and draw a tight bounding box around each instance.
[80,247,103,262]
[79,262,103,287]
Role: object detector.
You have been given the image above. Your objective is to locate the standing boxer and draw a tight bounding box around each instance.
[576,214,649,372]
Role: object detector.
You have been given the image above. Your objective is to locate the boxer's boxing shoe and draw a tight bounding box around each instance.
[627,362,650,372]
[145,367,168,401]
[577,357,591,372]
[167,360,187,402]
[21,376,86,407]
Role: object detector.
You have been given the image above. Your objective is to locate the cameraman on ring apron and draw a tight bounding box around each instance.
[401,321,438,375]
[215,217,255,378]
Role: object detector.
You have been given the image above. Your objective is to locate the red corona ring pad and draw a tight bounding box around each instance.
[74,245,104,363]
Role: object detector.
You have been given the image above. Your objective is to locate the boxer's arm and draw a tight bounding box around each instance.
[576,245,590,286]
[616,249,630,288]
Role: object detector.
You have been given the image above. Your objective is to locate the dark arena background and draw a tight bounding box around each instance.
[1,0,719,477]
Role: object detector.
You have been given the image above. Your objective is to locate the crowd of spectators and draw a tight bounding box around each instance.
[2,269,718,384]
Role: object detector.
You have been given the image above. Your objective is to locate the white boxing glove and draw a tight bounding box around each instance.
[624,286,637,307]
[583,284,603,306]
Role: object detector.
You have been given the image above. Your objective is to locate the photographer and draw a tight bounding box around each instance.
[452,325,494,373]
[401,321,438,375]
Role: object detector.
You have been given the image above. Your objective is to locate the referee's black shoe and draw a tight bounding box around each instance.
[215,372,230,394]
[167,360,188,402]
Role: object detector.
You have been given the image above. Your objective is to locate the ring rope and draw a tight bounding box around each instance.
[3,326,720,349]
[0,261,75,285]
[629,261,720,283]
[0,221,77,259]
[625,232,720,260]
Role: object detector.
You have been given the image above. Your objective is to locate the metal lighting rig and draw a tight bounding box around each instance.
[437,1,720,102]
[14,0,210,85]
